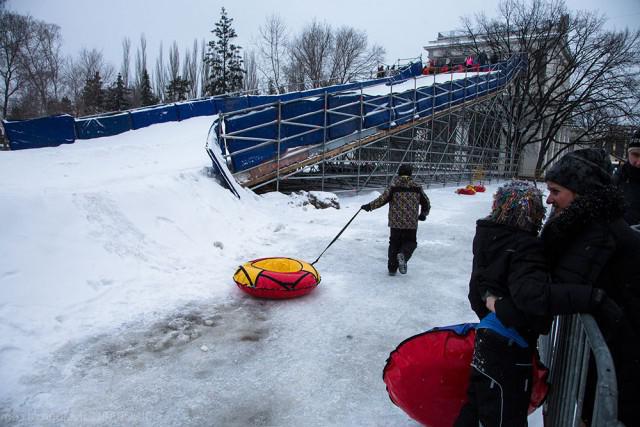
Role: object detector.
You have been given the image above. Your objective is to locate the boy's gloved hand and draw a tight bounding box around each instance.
[418,212,427,221]
[361,204,371,212]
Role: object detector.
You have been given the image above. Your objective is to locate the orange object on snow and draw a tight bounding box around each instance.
[456,184,486,195]
[456,185,476,195]
[456,188,475,195]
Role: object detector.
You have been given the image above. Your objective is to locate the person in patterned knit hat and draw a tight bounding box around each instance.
[455,181,619,427]
[360,164,430,275]
[613,130,640,226]
[543,147,640,426]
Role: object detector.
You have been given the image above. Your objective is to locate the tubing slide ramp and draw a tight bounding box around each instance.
[207,54,525,193]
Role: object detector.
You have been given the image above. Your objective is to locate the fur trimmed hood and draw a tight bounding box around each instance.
[540,186,625,248]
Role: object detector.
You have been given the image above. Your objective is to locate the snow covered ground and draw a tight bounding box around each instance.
[0,116,541,426]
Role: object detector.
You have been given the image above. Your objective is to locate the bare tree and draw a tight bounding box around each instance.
[257,14,288,93]
[183,39,199,99]
[283,55,306,92]
[121,37,131,88]
[243,49,258,94]
[63,48,114,115]
[18,19,64,115]
[199,38,209,98]
[134,33,147,90]
[164,41,192,102]
[0,10,30,118]
[168,41,180,84]
[463,0,640,174]
[154,41,165,101]
[328,26,385,84]
[289,20,333,88]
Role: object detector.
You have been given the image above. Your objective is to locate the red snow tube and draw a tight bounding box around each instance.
[455,186,476,195]
[382,324,549,427]
[233,257,321,299]
[473,185,486,192]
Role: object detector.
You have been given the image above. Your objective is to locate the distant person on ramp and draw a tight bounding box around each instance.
[360,164,430,275]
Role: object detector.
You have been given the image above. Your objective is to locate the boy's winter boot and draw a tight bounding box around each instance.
[397,253,407,274]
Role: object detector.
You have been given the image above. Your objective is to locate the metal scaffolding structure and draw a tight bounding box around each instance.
[265,91,518,193]
[210,56,524,194]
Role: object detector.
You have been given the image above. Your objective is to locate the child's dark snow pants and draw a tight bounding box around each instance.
[387,228,417,273]
[454,328,534,427]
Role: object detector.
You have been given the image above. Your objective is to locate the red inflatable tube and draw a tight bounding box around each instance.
[383,325,548,427]
[233,257,321,299]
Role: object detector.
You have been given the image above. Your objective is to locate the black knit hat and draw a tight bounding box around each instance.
[398,164,412,176]
[544,148,612,195]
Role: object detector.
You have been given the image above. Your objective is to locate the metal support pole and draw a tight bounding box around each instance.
[322,92,328,191]
[276,101,282,192]
[388,83,393,184]
[358,86,364,191]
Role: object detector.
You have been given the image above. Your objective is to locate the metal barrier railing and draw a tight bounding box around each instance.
[208,54,525,190]
[539,314,624,427]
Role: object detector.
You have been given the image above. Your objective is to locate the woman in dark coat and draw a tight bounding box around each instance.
[543,148,640,426]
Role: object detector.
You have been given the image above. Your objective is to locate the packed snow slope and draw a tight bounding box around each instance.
[0,116,541,426]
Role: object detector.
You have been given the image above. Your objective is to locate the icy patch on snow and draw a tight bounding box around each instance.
[4,297,274,426]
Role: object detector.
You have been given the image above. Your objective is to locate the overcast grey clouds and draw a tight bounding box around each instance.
[8,0,640,70]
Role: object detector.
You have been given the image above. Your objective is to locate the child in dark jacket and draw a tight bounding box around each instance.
[455,181,619,427]
[361,164,430,275]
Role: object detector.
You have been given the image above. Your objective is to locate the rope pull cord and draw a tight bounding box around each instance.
[311,208,362,266]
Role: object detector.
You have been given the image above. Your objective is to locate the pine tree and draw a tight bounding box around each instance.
[204,7,244,95]
[139,68,157,107]
[165,76,191,102]
[105,73,131,111]
[82,71,105,115]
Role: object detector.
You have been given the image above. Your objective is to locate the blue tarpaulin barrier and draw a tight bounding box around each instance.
[392,90,416,125]
[75,113,131,139]
[328,94,360,140]
[130,105,179,130]
[3,56,524,155]
[224,107,278,171]
[216,96,249,114]
[415,86,434,116]
[387,61,424,85]
[433,83,451,111]
[4,115,76,150]
[176,98,216,120]
[281,98,324,150]
[247,95,279,108]
[363,95,391,128]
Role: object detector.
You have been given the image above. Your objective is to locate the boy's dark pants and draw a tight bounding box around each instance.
[455,328,533,427]
[387,228,417,273]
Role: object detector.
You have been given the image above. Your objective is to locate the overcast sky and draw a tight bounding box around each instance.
[8,0,640,71]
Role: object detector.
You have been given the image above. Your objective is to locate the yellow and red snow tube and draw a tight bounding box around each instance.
[233,257,321,299]
[455,184,486,195]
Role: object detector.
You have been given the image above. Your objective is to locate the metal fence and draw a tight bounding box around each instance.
[539,314,624,427]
